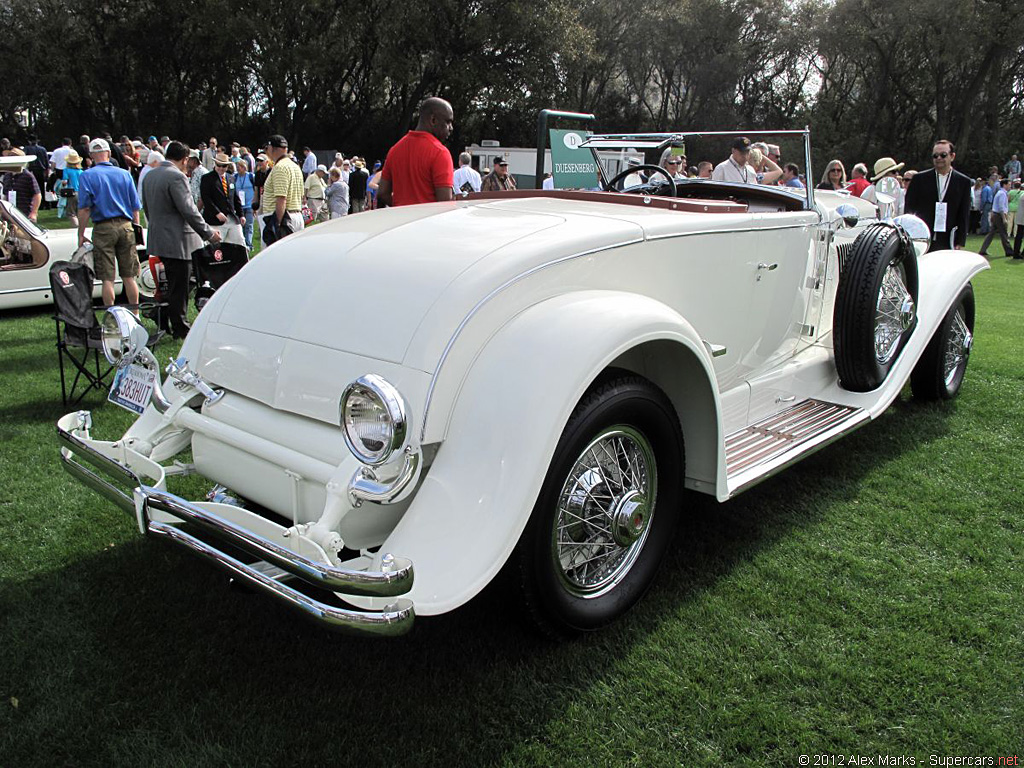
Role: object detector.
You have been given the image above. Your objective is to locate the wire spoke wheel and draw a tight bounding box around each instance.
[552,425,657,599]
[874,262,914,364]
[943,306,971,387]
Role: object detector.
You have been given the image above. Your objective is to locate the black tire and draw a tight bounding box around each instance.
[834,223,919,391]
[514,376,684,637]
[910,283,975,400]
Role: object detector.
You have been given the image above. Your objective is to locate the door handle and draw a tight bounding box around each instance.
[757,262,778,271]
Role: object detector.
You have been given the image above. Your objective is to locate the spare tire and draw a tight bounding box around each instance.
[833,224,919,392]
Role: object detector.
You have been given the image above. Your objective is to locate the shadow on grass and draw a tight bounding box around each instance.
[0,399,957,766]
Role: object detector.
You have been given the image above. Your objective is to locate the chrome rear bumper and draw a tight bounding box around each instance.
[57,412,415,636]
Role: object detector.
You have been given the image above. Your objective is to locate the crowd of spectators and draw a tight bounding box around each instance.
[3,124,1022,259]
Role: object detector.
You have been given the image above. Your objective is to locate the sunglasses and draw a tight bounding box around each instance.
[829,168,842,173]
[933,152,950,159]
[666,160,682,165]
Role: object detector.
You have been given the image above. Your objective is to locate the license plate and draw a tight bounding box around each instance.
[108,363,157,414]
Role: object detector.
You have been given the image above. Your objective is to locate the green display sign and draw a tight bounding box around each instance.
[549,129,599,189]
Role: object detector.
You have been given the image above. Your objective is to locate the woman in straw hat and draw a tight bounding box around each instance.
[56,150,83,225]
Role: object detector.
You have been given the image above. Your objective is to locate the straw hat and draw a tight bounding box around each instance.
[214,152,233,166]
[871,157,904,182]
[65,150,82,167]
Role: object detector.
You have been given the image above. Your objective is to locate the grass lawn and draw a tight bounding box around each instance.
[0,231,1020,766]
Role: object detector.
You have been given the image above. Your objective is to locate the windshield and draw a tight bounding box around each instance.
[0,199,45,239]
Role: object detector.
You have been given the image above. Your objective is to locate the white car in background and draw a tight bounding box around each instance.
[57,129,987,637]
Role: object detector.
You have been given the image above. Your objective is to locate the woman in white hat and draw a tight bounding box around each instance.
[56,150,83,225]
[861,156,905,213]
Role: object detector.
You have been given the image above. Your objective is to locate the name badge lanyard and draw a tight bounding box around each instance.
[934,173,950,234]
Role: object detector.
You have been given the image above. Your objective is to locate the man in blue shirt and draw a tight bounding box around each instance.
[77,137,142,306]
[979,178,1013,258]
[979,177,995,235]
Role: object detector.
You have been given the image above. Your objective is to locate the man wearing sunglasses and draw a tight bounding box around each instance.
[904,139,972,251]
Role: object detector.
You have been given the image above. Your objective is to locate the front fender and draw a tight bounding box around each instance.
[379,290,721,615]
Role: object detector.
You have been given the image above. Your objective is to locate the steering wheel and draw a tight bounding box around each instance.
[605,164,679,197]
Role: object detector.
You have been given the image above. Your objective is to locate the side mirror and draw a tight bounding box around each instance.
[835,203,859,228]
[875,176,900,206]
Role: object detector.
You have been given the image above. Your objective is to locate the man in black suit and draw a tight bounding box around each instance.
[199,152,243,226]
[904,139,972,251]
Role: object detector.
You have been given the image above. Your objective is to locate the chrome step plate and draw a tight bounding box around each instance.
[725,399,867,496]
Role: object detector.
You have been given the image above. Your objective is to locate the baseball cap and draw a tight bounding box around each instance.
[627,157,642,167]
[731,136,752,151]
[256,153,268,162]
[316,164,327,173]
[189,148,200,159]
[266,134,288,149]
[88,138,110,153]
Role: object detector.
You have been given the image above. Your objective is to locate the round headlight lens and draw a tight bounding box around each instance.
[340,375,408,466]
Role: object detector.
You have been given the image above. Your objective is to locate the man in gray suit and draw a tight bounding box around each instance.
[141,141,221,338]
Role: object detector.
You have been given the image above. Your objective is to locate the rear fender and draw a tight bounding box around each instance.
[378,290,722,614]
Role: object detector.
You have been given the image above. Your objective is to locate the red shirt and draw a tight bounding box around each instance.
[847,177,871,197]
[381,130,453,206]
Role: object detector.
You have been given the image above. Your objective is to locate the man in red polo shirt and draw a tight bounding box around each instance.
[378,97,455,206]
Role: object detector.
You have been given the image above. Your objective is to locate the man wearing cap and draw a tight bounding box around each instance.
[482,156,516,192]
[621,157,645,188]
[261,134,304,239]
[861,157,904,207]
[904,139,972,251]
[378,97,455,206]
[141,141,221,338]
[303,164,327,221]
[77,137,143,307]
[452,152,482,195]
[200,153,243,227]
[712,137,774,185]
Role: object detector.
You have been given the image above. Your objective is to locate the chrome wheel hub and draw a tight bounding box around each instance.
[553,426,657,599]
[611,490,649,547]
[875,262,914,364]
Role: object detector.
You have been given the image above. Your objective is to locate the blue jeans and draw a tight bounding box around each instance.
[242,208,254,248]
[980,203,992,234]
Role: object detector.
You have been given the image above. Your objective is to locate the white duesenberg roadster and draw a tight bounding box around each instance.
[57,130,987,637]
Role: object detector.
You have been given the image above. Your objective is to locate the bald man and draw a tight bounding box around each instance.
[377,97,455,206]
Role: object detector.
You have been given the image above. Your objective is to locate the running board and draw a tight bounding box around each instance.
[725,399,869,497]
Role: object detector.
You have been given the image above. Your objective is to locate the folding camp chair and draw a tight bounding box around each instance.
[50,259,169,407]
[50,260,113,408]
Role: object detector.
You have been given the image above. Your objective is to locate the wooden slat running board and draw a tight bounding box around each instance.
[725,399,867,496]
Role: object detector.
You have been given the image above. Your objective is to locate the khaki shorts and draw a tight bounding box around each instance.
[92,218,139,281]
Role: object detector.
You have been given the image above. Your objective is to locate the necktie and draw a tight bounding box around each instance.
[222,175,228,196]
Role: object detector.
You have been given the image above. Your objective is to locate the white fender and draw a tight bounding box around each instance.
[371,289,722,615]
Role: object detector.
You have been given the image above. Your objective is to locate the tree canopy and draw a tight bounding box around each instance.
[2,0,1022,175]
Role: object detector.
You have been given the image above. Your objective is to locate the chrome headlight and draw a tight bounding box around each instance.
[101,306,150,367]
[340,375,408,466]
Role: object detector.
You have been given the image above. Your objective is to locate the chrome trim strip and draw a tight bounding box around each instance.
[645,221,815,242]
[419,236,645,442]
[0,285,51,296]
[147,520,414,636]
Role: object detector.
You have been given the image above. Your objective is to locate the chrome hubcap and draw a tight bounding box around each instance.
[875,262,914,364]
[943,306,972,386]
[553,426,657,599]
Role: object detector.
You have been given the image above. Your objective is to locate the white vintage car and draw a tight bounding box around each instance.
[57,130,987,637]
